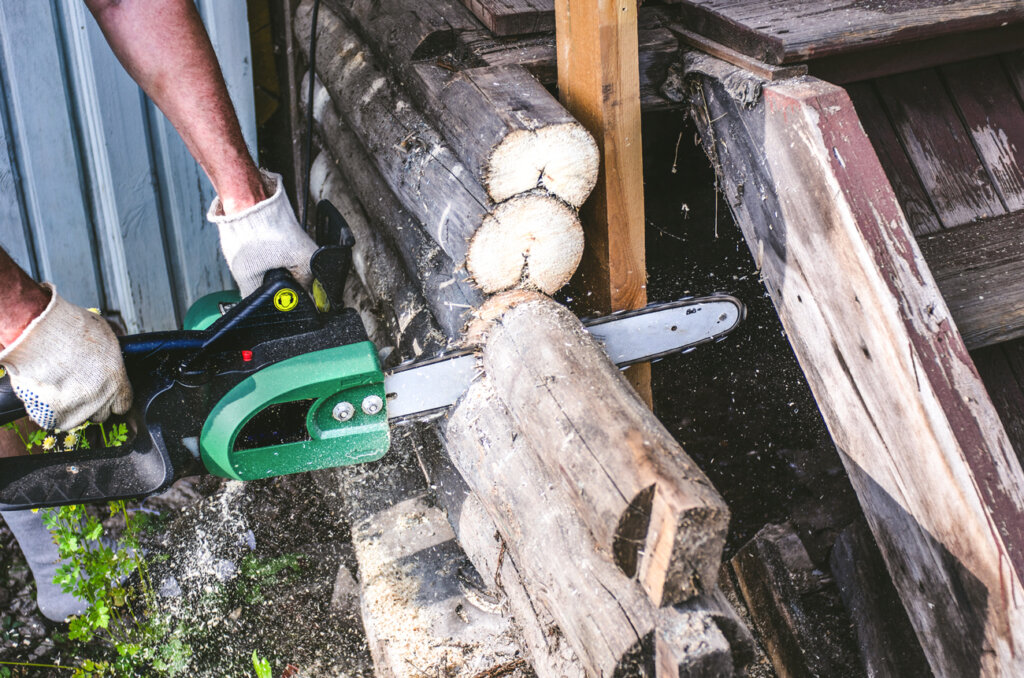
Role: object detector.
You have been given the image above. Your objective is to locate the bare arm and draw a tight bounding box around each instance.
[85,0,265,214]
[0,250,50,348]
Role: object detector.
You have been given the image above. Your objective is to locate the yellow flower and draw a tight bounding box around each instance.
[63,432,79,450]
[41,435,56,451]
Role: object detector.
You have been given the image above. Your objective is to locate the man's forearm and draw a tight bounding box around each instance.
[0,249,50,349]
[85,0,265,214]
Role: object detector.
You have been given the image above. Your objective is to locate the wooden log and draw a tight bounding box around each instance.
[337,0,599,207]
[657,591,756,678]
[306,74,483,338]
[830,521,933,678]
[685,52,1024,676]
[730,523,863,677]
[475,292,729,607]
[308,149,448,358]
[295,1,584,295]
[413,424,588,678]
[332,430,529,678]
[443,378,658,677]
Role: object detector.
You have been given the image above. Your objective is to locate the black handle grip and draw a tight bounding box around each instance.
[0,373,26,425]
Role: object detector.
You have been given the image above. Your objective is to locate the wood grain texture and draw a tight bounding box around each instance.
[731,523,862,677]
[459,8,681,112]
[296,1,584,295]
[671,0,1024,65]
[443,378,659,677]
[918,212,1024,350]
[459,0,554,36]
[307,77,483,339]
[944,57,1024,212]
[686,53,1024,676]
[846,81,942,237]
[974,340,1024,464]
[336,0,599,207]
[830,521,934,678]
[415,426,588,678]
[479,294,729,606]
[556,0,647,314]
[333,431,526,678]
[875,68,1004,229]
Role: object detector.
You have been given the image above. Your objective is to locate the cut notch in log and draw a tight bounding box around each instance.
[296,0,586,295]
[469,291,730,606]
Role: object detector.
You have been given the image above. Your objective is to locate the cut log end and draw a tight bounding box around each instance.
[467,193,584,294]
[487,123,600,207]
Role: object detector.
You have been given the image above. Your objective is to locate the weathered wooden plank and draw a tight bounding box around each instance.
[458,8,681,112]
[668,25,807,82]
[731,523,862,677]
[459,0,554,37]
[876,68,1004,228]
[478,293,729,606]
[917,212,1024,349]
[973,341,1024,464]
[944,57,1024,212]
[830,521,934,678]
[685,53,1024,676]
[846,81,942,237]
[1003,51,1024,106]
[296,1,584,295]
[671,0,1024,65]
[0,2,103,308]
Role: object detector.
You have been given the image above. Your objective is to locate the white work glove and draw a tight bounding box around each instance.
[0,285,132,430]
[208,169,318,297]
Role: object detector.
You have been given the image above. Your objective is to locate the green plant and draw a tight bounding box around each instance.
[252,650,272,678]
[238,553,303,605]
[3,420,191,676]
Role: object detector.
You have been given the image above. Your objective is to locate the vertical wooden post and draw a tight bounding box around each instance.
[555,0,651,401]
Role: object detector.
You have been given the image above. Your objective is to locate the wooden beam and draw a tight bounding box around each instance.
[555,0,650,398]
[685,53,1024,677]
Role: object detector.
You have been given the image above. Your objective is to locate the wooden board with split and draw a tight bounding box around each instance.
[671,0,1024,65]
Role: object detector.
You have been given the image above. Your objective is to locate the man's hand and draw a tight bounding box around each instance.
[0,285,132,430]
[208,170,319,297]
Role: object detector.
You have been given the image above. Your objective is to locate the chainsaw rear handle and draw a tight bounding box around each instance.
[0,375,23,426]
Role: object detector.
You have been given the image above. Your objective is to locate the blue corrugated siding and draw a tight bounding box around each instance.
[0,0,255,332]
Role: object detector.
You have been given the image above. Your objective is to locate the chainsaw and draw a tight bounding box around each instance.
[0,201,744,511]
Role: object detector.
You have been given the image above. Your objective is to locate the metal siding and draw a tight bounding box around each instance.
[0,0,253,331]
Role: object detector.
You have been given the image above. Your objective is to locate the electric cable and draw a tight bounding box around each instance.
[301,0,321,232]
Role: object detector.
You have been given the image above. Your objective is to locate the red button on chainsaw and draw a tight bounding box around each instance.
[241,350,253,362]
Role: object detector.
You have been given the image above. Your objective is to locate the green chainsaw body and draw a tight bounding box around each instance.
[200,341,389,481]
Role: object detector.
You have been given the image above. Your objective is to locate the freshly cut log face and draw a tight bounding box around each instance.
[296,0,585,295]
[410,63,599,206]
[468,191,584,294]
[471,292,730,606]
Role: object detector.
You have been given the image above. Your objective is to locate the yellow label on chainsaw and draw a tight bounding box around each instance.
[312,279,330,313]
[274,288,299,312]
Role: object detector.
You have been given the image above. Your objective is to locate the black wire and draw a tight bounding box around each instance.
[301,0,321,232]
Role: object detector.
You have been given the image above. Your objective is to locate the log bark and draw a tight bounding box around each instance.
[336,0,599,207]
[685,52,1024,676]
[308,149,448,358]
[413,424,588,678]
[475,292,729,606]
[443,378,658,677]
[295,0,584,295]
[306,77,483,339]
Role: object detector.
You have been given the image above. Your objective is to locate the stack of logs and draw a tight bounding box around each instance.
[294,0,753,675]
